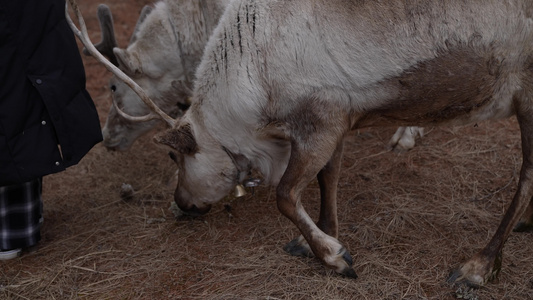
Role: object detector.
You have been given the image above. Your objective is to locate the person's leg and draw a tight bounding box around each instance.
[0,177,43,260]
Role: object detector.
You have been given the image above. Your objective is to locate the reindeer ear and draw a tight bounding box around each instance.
[130,5,153,44]
[154,124,198,155]
[113,48,142,76]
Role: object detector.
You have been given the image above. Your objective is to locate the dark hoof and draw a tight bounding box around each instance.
[341,248,354,267]
[341,267,358,279]
[513,221,533,232]
[283,238,314,258]
[446,269,481,289]
[446,268,461,285]
[339,248,357,279]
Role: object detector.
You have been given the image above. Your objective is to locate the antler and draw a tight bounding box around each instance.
[65,0,177,128]
[82,4,119,66]
[113,100,161,122]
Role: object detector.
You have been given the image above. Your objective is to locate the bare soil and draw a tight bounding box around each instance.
[2,1,533,299]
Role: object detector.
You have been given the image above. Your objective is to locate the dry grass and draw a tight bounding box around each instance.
[2,1,533,299]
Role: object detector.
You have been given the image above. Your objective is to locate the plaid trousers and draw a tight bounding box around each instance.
[0,178,42,250]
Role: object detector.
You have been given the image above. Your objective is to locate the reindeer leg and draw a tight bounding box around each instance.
[514,106,533,233]
[277,135,356,278]
[316,139,344,238]
[448,90,533,287]
[387,126,424,152]
[284,140,344,258]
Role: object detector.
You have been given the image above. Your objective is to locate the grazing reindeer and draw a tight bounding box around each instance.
[93,0,230,151]
[69,0,533,289]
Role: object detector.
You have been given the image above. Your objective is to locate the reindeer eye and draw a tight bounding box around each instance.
[110,85,117,92]
[168,151,178,163]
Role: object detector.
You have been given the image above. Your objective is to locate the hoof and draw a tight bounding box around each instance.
[341,248,353,267]
[341,267,358,279]
[513,221,533,232]
[446,268,482,289]
[283,236,314,258]
[284,236,357,279]
[447,253,501,288]
[339,249,357,279]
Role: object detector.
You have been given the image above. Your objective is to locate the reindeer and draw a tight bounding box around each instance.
[68,0,533,289]
[92,0,230,151]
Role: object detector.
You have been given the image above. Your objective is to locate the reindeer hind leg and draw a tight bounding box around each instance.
[448,88,533,287]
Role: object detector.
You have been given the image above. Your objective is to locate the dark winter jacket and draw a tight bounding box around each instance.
[0,0,103,186]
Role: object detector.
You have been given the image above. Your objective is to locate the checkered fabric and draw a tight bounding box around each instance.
[0,178,42,250]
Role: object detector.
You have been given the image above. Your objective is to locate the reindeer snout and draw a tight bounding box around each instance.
[174,191,211,216]
[176,201,212,216]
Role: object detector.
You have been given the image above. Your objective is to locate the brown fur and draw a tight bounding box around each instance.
[356,45,497,127]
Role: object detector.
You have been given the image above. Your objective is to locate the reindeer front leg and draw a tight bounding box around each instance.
[277,136,356,278]
[283,140,344,258]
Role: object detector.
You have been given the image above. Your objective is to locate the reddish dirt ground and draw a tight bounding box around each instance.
[2,1,533,299]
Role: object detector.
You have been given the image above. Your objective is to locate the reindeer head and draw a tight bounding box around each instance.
[154,118,249,215]
[86,4,192,151]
